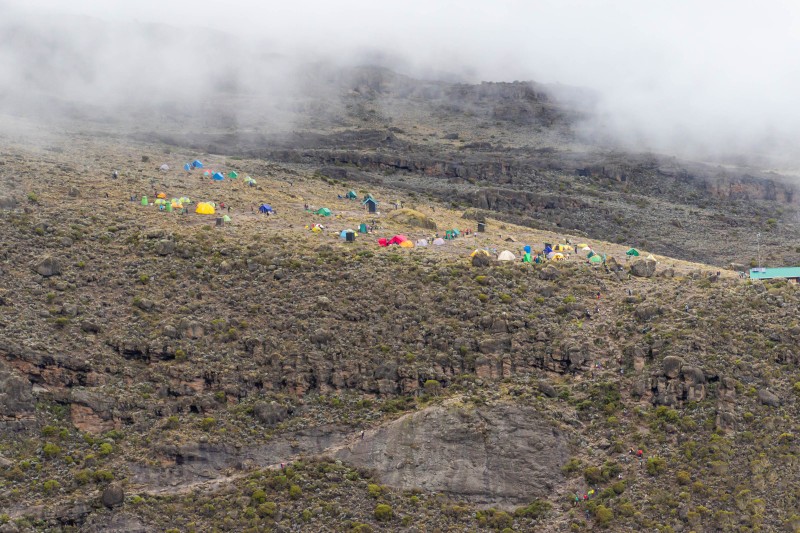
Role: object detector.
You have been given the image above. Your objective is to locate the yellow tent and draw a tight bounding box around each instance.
[195,202,215,215]
[551,253,565,261]
[554,244,573,252]
[157,192,167,199]
[399,240,414,248]
[311,225,322,233]
[577,243,588,248]
[470,249,491,257]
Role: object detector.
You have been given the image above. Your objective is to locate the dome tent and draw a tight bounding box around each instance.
[497,250,516,261]
[195,202,215,215]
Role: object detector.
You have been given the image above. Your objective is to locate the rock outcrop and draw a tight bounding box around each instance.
[630,258,656,278]
[335,404,569,505]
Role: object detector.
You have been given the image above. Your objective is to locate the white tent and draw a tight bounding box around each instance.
[159,164,170,171]
[546,251,556,260]
[497,250,516,261]
[416,239,429,247]
[433,238,446,246]
[581,246,592,252]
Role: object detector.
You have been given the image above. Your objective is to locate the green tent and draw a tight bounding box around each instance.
[141,196,148,206]
[522,252,532,263]
[359,223,368,233]
[165,203,173,212]
[587,250,595,259]
[626,248,640,256]
[589,254,603,264]
[228,171,238,179]
[223,215,231,222]
[346,190,357,199]
[316,208,332,217]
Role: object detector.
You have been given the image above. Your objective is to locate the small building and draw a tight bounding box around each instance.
[363,197,378,214]
[749,267,800,283]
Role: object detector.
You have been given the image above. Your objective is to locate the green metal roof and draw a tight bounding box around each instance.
[749,267,800,280]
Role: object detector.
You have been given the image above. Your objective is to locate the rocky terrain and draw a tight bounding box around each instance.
[0,61,799,532]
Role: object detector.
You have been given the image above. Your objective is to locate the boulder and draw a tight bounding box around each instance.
[101,484,124,508]
[252,401,290,426]
[0,197,17,210]
[539,266,560,280]
[662,356,684,379]
[471,253,491,267]
[630,259,657,278]
[35,256,62,277]
[0,364,34,417]
[538,381,557,398]
[758,389,781,407]
[155,239,175,256]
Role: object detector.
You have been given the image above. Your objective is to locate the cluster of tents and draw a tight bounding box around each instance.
[377,234,447,247]
[141,194,192,212]
[179,159,256,185]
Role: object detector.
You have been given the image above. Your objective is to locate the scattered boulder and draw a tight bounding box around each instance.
[538,381,557,398]
[0,197,18,210]
[662,356,684,379]
[539,265,560,280]
[471,253,491,267]
[252,401,290,426]
[758,389,781,407]
[35,256,62,277]
[155,239,175,256]
[101,484,124,508]
[68,186,80,197]
[0,364,35,417]
[630,258,657,278]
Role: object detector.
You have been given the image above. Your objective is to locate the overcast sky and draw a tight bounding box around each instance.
[4,0,800,163]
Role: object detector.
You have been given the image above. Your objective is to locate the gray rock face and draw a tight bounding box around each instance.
[335,404,569,505]
[0,361,34,417]
[630,258,656,278]
[35,256,62,277]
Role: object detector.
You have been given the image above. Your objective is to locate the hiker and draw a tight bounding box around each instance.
[685,304,690,312]
[112,170,119,179]
[227,206,231,213]
[596,291,601,299]
[360,430,365,440]
[637,449,643,458]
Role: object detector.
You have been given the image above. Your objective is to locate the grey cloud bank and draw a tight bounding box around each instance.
[2,0,800,165]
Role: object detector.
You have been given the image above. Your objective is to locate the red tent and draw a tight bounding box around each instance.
[378,238,389,247]
[387,234,409,245]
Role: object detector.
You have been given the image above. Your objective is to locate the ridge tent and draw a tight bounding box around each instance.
[497,250,516,261]
[191,160,203,169]
[378,238,389,246]
[195,202,215,215]
[212,172,225,181]
[433,238,446,245]
[222,215,232,222]
[159,164,169,171]
[184,163,192,172]
[388,234,409,245]
[646,254,655,260]
[345,190,357,199]
[259,204,273,214]
[626,248,640,256]
[316,207,332,217]
[227,171,238,179]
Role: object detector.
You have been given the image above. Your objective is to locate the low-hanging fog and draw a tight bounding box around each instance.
[2,0,800,168]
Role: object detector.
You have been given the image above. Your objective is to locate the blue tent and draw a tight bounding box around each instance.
[524,245,531,254]
[183,163,191,171]
[543,245,553,255]
[192,160,203,169]
[259,204,273,214]
[212,172,225,181]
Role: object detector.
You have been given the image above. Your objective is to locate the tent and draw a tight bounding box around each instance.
[212,172,225,181]
[523,245,532,254]
[543,245,553,255]
[433,238,446,246]
[316,208,332,217]
[470,249,491,257]
[577,243,588,248]
[195,202,215,215]
[157,192,167,199]
[311,225,323,233]
[165,203,172,212]
[589,255,603,264]
[626,248,640,256]
[223,215,231,222]
[554,244,573,252]
[141,196,148,206]
[399,240,415,248]
[378,238,389,246]
[646,254,656,260]
[191,160,203,169]
[179,197,191,205]
[522,252,532,263]
[345,190,357,199]
[416,239,428,247]
[154,198,167,206]
[587,250,595,259]
[259,204,273,214]
[203,170,211,177]
[552,253,565,261]
[581,246,592,252]
[184,163,192,172]
[340,229,356,239]
[245,177,257,186]
[227,171,238,179]
[497,250,516,261]
[388,235,409,246]
[159,164,169,171]
[546,251,556,260]
[359,223,368,234]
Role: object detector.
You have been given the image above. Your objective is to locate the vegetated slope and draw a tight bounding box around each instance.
[0,138,798,532]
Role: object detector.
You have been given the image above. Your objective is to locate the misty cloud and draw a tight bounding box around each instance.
[3,0,800,165]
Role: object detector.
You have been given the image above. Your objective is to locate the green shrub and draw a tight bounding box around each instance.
[594,505,613,526]
[646,456,666,476]
[374,503,393,522]
[257,502,277,517]
[515,499,552,519]
[93,470,114,482]
[98,443,113,456]
[42,442,61,458]
[676,470,691,485]
[42,479,60,493]
[288,484,302,499]
[367,483,383,498]
[251,489,267,504]
[200,417,216,431]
